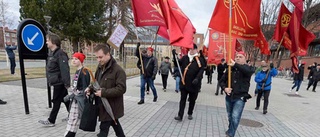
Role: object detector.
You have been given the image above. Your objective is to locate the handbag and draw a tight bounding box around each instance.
[79,94,98,132]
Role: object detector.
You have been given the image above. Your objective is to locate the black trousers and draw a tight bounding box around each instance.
[215,81,223,94]
[307,79,318,91]
[256,90,270,111]
[9,58,16,74]
[178,90,199,118]
[98,119,125,137]
[207,75,212,83]
[161,74,169,89]
[48,84,70,124]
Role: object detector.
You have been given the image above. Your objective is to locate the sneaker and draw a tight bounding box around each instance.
[163,88,166,92]
[146,91,150,95]
[215,93,218,96]
[174,116,182,121]
[312,90,316,92]
[137,100,144,105]
[255,107,259,110]
[0,99,7,105]
[153,97,158,102]
[295,92,299,95]
[38,120,55,127]
[175,90,179,93]
[188,115,193,120]
[263,110,268,114]
[289,88,292,92]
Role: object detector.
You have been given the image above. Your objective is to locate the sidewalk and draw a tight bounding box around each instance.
[0,73,320,137]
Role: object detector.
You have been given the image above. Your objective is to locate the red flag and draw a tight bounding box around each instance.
[287,10,315,57]
[159,0,195,49]
[289,0,304,21]
[235,39,242,52]
[207,29,235,65]
[208,0,262,40]
[131,0,166,27]
[273,3,292,43]
[157,26,169,40]
[291,55,299,73]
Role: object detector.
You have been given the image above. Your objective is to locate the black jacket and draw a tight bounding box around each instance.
[5,45,17,59]
[293,65,304,81]
[309,68,320,81]
[175,54,206,92]
[217,63,228,80]
[46,48,70,87]
[135,48,158,78]
[219,63,254,99]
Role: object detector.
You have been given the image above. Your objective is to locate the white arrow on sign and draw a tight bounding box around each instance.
[27,32,39,45]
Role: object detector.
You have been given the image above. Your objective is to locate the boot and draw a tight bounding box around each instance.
[137,100,144,104]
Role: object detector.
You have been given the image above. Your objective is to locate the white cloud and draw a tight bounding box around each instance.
[3,0,20,29]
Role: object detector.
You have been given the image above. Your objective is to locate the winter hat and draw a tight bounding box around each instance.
[73,52,86,63]
[236,51,246,57]
[147,47,154,52]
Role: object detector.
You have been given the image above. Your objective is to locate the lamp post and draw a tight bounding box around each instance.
[43,15,51,33]
[43,15,52,108]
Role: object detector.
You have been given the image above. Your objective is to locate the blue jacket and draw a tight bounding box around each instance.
[5,45,17,58]
[255,68,278,91]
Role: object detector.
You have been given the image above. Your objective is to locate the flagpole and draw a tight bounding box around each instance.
[150,27,160,48]
[202,28,210,48]
[228,0,232,88]
[136,28,145,74]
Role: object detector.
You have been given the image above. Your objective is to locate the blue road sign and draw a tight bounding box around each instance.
[21,24,45,52]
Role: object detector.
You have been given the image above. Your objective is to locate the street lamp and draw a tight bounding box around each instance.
[43,15,52,33]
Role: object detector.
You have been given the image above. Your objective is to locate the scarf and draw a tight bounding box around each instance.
[188,51,199,62]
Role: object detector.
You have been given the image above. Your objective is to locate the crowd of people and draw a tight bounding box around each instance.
[3,33,318,137]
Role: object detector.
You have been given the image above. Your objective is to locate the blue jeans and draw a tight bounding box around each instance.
[175,76,180,91]
[225,96,245,137]
[140,75,157,100]
[291,80,302,91]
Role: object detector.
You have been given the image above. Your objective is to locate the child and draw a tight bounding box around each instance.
[64,52,91,137]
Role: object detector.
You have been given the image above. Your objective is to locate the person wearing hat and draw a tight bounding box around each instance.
[290,61,305,94]
[219,51,254,137]
[215,58,228,95]
[159,56,173,91]
[39,33,70,127]
[136,43,159,104]
[306,64,320,92]
[172,43,206,121]
[254,62,278,114]
[64,52,91,137]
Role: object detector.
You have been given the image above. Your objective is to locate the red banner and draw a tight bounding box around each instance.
[159,0,195,49]
[235,39,242,52]
[208,0,262,40]
[131,0,166,27]
[273,3,292,43]
[207,29,235,65]
[157,26,169,40]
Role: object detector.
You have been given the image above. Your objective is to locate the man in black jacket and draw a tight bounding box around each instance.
[5,42,17,75]
[219,51,254,137]
[136,43,158,104]
[307,64,320,92]
[39,33,70,127]
[173,44,206,121]
[215,58,227,95]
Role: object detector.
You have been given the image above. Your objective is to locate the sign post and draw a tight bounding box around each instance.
[17,19,47,114]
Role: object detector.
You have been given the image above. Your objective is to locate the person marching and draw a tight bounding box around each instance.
[173,43,206,121]
[219,51,254,137]
[64,52,91,137]
[135,42,159,104]
[159,56,173,91]
[254,62,278,114]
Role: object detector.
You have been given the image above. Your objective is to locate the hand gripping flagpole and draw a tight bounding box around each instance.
[135,28,145,74]
[228,0,232,88]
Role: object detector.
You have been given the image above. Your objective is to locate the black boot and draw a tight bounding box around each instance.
[65,131,76,137]
[137,100,144,104]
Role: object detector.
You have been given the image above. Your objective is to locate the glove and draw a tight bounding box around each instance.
[137,42,140,48]
[192,78,199,85]
[261,78,267,83]
[270,63,274,68]
[172,49,177,56]
[152,75,156,80]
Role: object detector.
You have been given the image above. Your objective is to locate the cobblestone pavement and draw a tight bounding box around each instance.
[0,73,320,137]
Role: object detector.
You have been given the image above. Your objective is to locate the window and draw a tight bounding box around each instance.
[313,44,320,57]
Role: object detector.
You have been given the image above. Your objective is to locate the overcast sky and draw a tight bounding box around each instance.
[5,0,217,35]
